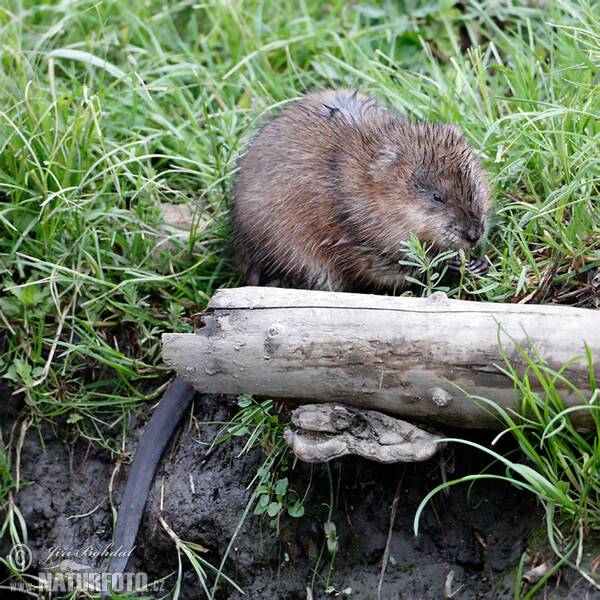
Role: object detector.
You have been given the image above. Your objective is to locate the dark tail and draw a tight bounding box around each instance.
[103,376,196,598]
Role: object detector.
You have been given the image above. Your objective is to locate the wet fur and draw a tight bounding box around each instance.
[232,88,491,292]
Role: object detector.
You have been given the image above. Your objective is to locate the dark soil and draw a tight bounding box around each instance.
[1,384,598,599]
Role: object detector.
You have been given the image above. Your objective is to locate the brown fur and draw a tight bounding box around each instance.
[232,88,491,292]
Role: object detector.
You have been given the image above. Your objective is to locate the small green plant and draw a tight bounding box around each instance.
[305,463,339,595]
[254,476,305,521]
[323,520,340,594]
[225,396,308,523]
[396,233,482,298]
[397,233,456,297]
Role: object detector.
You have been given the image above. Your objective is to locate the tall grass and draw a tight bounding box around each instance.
[414,333,600,594]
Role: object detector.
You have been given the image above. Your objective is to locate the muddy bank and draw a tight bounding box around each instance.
[1,387,596,599]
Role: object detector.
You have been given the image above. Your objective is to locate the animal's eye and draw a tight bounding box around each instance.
[432,192,444,204]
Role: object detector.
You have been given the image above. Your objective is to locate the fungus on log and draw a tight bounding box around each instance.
[283,403,446,463]
[162,287,599,430]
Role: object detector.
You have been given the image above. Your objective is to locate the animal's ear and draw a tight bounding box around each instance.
[370,145,399,182]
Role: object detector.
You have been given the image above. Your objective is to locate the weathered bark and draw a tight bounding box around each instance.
[162,287,599,429]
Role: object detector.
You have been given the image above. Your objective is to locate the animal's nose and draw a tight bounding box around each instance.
[466,223,483,244]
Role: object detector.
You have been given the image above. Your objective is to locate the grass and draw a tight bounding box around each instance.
[1,0,600,597]
[414,332,600,596]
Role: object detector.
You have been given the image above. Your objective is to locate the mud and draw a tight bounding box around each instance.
[1,385,598,599]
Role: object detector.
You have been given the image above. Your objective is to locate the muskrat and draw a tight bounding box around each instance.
[233,88,492,291]
[104,89,492,597]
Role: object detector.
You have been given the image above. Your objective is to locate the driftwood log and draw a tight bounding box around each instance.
[162,287,599,429]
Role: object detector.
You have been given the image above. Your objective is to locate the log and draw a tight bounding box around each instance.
[162,287,600,429]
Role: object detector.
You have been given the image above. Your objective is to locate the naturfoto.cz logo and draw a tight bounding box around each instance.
[5,543,158,595]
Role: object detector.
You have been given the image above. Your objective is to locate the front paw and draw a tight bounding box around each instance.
[446,255,489,276]
[467,256,489,276]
